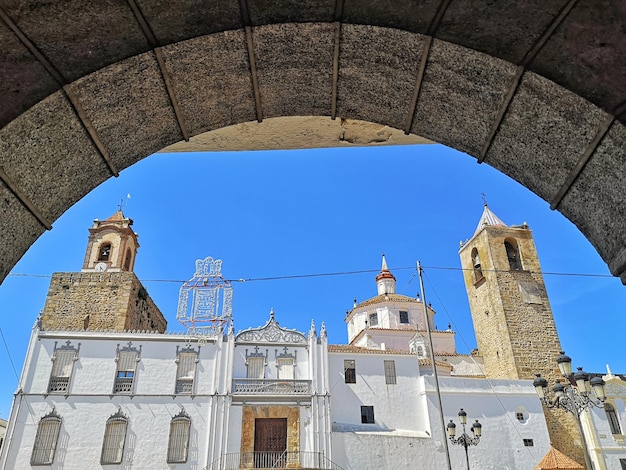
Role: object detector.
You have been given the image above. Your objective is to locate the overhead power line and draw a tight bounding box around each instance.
[6,265,614,285]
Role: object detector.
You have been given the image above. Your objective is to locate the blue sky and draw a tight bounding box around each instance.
[0,143,624,419]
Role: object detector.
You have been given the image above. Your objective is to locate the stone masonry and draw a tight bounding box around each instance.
[40,271,167,333]
[460,223,585,466]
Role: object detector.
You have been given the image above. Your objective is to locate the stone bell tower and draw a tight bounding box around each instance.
[40,211,166,333]
[459,204,584,466]
[459,204,562,380]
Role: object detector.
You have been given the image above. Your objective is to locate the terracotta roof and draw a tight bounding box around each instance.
[328,345,414,355]
[354,294,419,308]
[103,210,126,222]
[534,446,583,470]
[418,358,453,368]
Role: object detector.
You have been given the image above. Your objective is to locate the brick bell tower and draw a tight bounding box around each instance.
[40,211,167,333]
[82,210,138,273]
[459,203,585,466]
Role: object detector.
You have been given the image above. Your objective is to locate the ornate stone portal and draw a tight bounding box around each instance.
[241,406,300,468]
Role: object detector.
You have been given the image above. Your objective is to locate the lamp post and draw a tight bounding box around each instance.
[533,351,607,470]
[446,408,482,470]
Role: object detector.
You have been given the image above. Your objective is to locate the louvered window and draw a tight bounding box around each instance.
[101,412,128,464]
[277,357,295,380]
[48,345,77,394]
[31,411,61,465]
[176,352,197,394]
[114,350,138,394]
[384,360,396,384]
[167,411,191,463]
[247,357,265,379]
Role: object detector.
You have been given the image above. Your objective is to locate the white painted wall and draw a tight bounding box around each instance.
[423,375,551,470]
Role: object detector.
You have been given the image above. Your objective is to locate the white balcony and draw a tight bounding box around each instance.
[232,379,311,396]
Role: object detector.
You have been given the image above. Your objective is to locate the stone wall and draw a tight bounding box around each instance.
[40,272,166,333]
[241,406,300,468]
[460,225,585,465]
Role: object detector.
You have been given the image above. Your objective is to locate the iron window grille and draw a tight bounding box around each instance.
[101,409,128,464]
[399,311,409,324]
[31,409,62,466]
[384,360,397,384]
[167,409,191,463]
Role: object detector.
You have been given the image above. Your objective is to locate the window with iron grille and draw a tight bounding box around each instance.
[399,311,409,324]
[175,347,198,394]
[47,341,79,394]
[101,410,128,464]
[344,360,356,384]
[384,360,396,384]
[523,439,534,447]
[361,406,375,424]
[113,343,141,394]
[167,410,191,463]
[606,403,622,435]
[31,409,62,465]
[369,313,378,327]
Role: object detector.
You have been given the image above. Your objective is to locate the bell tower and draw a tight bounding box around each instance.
[40,211,166,333]
[82,210,138,273]
[459,204,585,466]
[459,203,562,380]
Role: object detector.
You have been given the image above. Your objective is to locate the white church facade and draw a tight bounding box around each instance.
[0,208,624,469]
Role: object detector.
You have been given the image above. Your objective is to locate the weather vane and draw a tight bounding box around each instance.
[481,192,488,206]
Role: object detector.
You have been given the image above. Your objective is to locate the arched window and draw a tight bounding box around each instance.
[98,243,112,261]
[504,240,522,270]
[471,248,483,281]
[123,248,132,271]
[101,409,128,464]
[31,409,62,465]
[605,403,622,435]
[167,410,191,463]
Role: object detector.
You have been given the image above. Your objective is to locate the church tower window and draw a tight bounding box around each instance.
[369,313,378,327]
[471,248,484,281]
[31,409,62,465]
[98,243,112,261]
[504,239,522,270]
[101,409,128,464]
[123,248,132,271]
[399,311,409,324]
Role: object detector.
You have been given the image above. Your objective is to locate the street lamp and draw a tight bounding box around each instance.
[533,351,607,470]
[446,408,482,470]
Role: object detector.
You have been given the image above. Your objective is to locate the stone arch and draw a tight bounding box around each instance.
[0,2,625,283]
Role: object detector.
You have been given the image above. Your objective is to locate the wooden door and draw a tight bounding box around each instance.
[254,418,287,468]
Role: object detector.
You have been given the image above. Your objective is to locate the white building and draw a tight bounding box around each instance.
[0,208,623,469]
